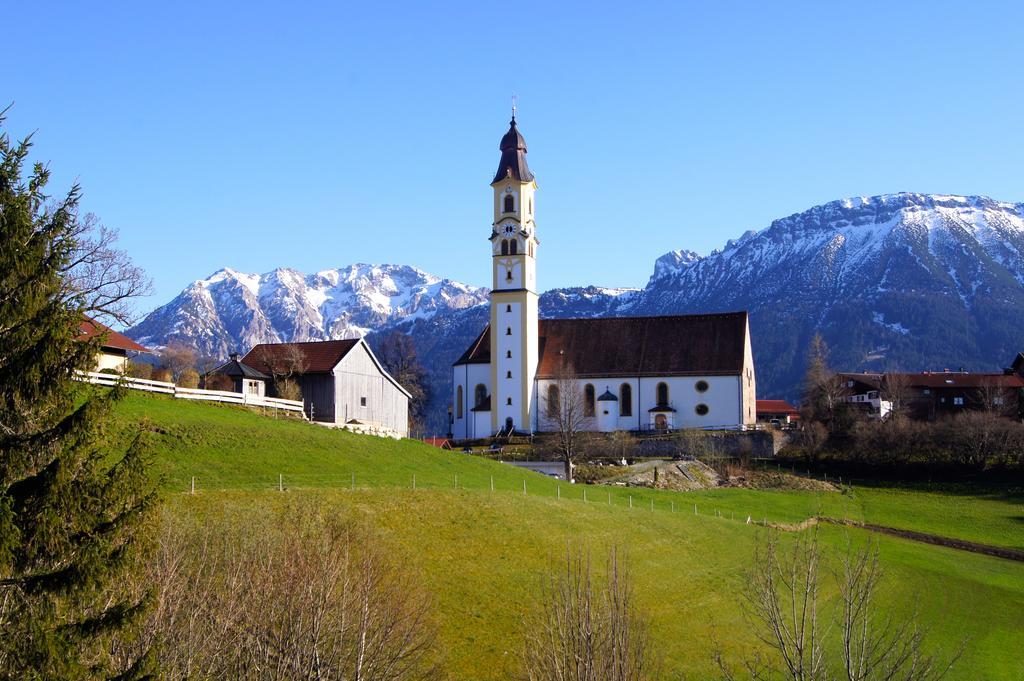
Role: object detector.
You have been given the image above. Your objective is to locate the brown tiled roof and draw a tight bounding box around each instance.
[78,317,151,353]
[455,312,750,378]
[839,372,1024,390]
[757,399,799,415]
[242,339,359,375]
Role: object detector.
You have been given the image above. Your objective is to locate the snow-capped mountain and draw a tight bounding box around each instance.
[129,193,1024,430]
[129,264,490,358]
[627,193,1024,397]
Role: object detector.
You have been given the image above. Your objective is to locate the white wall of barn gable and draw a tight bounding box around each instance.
[332,341,410,437]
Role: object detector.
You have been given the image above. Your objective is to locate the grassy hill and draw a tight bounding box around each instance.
[113,392,1024,680]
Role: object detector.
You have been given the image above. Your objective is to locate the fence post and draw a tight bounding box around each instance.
[351,473,355,491]
[583,488,587,503]
[278,473,283,492]
[694,504,697,515]
[650,498,654,512]
[671,501,675,513]
[490,476,494,492]
[190,476,195,495]
[454,474,458,489]
[608,491,611,505]
[629,495,633,509]
[413,474,416,490]
[523,479,526,495]
[557,484,560,500]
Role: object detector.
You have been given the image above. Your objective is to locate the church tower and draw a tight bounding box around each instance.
[489,113,539,434]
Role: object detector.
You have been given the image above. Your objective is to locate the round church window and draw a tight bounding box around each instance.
[695,403,709,416]
[695,380,709,393]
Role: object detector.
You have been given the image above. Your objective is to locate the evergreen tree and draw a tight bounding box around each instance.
[0,114,156,678]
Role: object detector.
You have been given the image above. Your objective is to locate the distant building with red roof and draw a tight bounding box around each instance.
[839,356,1024,420]
[756,399,800,425]
[78,316,151,372]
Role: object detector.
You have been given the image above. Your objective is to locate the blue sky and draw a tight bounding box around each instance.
[6,1,1024,320]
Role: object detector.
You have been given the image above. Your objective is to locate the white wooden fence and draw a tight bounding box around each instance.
[75,371,307,417]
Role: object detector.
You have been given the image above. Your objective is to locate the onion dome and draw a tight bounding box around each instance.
[492,117,534,184]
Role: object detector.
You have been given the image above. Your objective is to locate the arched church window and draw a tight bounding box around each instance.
[504,194,515,213]
[509,240,518,255]
[584,384,595,417]
[474,383,487,408]
[619,383,632,417]
[547,385,559,417]
[506,350,512,358]
[456,385,463,419]
[506,304,512,312]
[656,382,669,407]
[506,327,512,335]
[501,240,509,256]
[507,397,512,406]
[506,270,513,281]
[506,370,512,378]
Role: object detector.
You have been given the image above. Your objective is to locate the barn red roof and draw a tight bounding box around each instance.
[756,399,799,415]
[455,312,750,378]
[241,339,359,375]
[78,317,151,353]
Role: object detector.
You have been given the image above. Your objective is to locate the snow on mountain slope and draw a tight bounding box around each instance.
[129,264,490,358]
[625,193,1024,398]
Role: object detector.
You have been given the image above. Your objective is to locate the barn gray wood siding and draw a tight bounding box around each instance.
[332,343,409,437]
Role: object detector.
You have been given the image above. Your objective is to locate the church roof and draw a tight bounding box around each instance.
[453,312,750,378]
[492,117,534,184]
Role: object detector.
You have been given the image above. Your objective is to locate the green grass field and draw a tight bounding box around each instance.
[113,391,1024,680]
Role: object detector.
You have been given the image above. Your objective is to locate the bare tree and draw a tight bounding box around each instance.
[253,344,309,401]
[880,371,912,420]
[61,213,151,325]
[522,547,649,681]
[976,378,1010,416]
[718,531,963,681]
[802,334,849,431]
[542,366,594,481]
[375,331,429,434]
[159,343,198,383]
[117,506,438,680]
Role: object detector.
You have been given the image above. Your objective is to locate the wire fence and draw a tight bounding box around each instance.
[168,466,854,528]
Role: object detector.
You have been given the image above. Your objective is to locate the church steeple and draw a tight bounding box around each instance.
[492,117,534,184]
[488,113,539,434]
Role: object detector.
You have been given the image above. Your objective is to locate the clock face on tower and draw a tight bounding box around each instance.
[502,223,516,237]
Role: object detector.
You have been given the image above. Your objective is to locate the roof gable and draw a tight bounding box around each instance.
[78,317,151,354]
[242,339,359,375]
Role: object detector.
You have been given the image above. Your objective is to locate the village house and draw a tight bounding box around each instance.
[450,115,756,439]
[839,354,1024,421]
[756,399,800,426]
[212,338,411,437]
[78,316,151,372]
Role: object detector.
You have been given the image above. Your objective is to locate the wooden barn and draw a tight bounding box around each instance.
[239,339,411,437]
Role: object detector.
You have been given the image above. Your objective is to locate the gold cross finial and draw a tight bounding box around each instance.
[511,93,517,121]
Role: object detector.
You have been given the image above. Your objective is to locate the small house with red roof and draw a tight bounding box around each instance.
[756,399,800,425]
[78,316,151,373]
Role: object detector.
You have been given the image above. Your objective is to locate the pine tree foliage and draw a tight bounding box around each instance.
[0,112,156,679]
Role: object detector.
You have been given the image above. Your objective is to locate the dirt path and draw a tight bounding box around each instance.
[759,516,1024,562]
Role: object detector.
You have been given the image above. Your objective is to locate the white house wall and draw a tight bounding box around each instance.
[333,343,410,437]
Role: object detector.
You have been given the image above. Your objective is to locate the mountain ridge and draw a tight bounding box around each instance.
[128,192,1024,431]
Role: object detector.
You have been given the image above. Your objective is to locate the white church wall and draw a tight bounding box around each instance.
[452,363,491,439]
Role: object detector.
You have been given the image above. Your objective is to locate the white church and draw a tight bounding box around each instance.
[451,115,757,440]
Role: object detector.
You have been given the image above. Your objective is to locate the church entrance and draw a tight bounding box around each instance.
[505,417,514,433]
[654,414,668,431]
